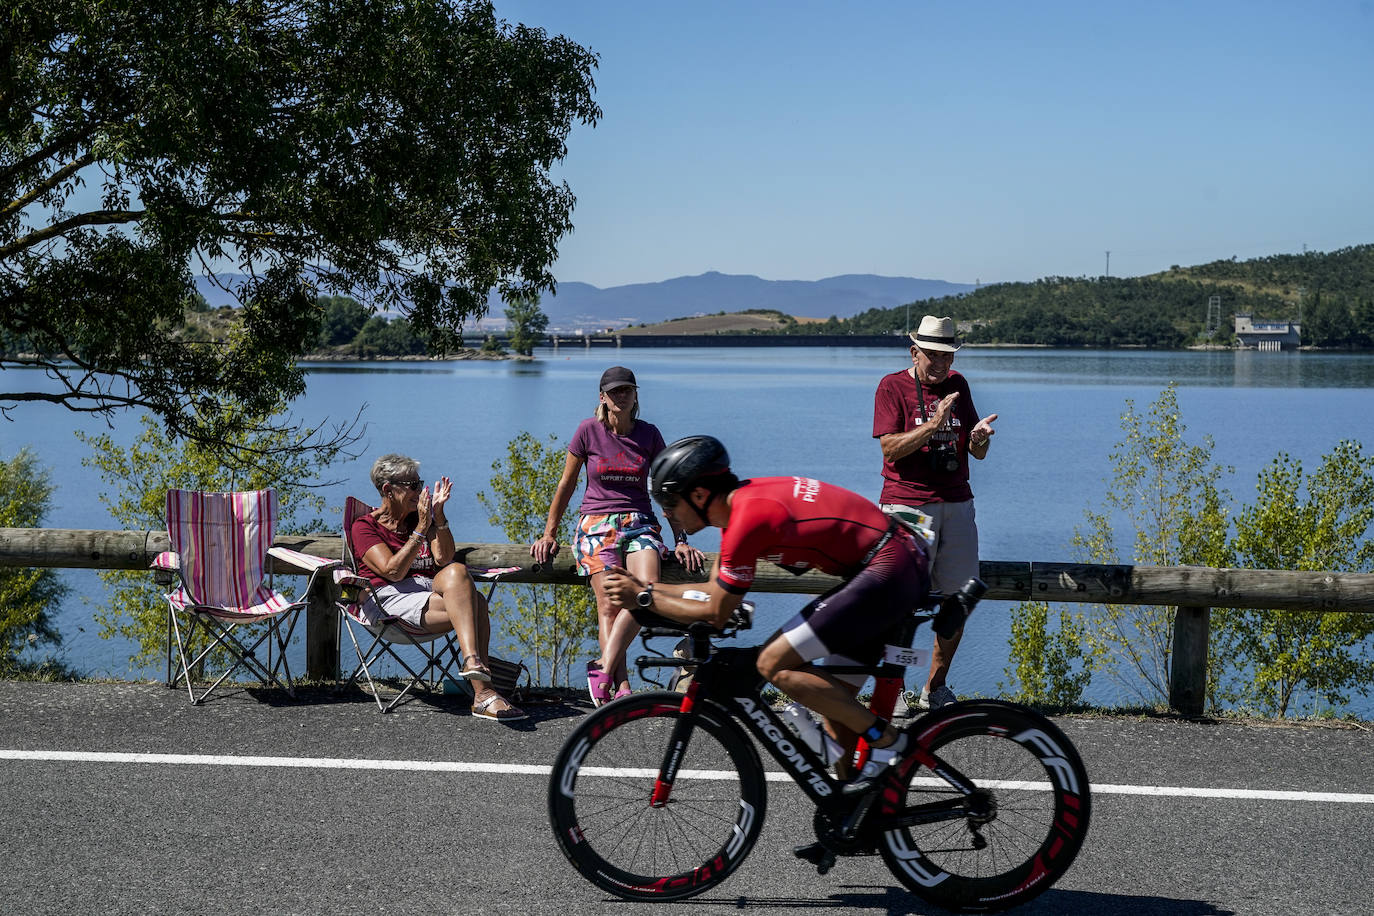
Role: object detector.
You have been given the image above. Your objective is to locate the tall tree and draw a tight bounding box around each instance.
[317,296,370,349]
[1,0,599,455]
[505,294,549,357]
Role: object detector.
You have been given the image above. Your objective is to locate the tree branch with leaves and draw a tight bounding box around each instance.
[2,0,599,459]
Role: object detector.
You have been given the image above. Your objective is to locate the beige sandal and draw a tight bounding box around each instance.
[461,654,492,682]
[473,693,527,722]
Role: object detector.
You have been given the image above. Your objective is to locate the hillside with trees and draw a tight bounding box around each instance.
[805,244,1374,349]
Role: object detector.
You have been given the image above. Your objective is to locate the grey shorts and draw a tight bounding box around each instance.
[362,575,434,626]
[881,500,979,597]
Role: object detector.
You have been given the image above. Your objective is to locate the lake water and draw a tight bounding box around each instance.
[5,346,1373,714]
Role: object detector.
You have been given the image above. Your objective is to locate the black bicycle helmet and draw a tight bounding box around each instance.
[649,435,731,505]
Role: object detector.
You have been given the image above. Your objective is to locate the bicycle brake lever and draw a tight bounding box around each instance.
[728,600,755,631]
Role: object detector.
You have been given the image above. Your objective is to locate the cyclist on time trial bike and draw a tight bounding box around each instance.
[602,435,932,783]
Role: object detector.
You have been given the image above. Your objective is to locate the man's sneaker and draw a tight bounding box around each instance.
[891,690,918,722]
[918,684,957,710]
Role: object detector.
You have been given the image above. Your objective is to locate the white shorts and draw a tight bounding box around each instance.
[881,500,979,597]
[362,575,434,626]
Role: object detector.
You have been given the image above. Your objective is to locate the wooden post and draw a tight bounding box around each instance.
[1169,606,1209,716]
[304,571,340,681]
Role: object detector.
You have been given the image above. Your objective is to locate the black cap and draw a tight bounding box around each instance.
[599,366,637,392]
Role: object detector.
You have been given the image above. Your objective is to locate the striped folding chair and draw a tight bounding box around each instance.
[152,489,332,705]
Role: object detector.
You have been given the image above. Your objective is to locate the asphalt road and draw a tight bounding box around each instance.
[1,681,1371,916]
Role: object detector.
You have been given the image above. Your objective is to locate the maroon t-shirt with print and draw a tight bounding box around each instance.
[351,513,438,589]
[872,367,979,505]
[569,417,666,517]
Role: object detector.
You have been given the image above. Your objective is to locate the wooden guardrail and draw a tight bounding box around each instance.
[4,527,1373,715]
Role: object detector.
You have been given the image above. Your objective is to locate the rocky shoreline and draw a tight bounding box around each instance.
[300,348,531,362]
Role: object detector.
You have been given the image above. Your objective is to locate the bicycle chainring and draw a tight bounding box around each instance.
[812,808,877,856]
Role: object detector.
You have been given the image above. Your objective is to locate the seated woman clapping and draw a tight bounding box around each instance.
[351,453,525,722]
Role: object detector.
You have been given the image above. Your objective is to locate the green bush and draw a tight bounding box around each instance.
[0,448,71,675]
[477,432,596,685]
[1002,601,1093,708]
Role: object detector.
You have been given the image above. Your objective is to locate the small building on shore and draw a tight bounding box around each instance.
[1234,313,1301,351]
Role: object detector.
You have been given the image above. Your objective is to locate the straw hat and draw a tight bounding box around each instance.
[908,315,962,352]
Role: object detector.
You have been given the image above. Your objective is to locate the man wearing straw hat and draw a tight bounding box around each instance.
[872,315,998,711]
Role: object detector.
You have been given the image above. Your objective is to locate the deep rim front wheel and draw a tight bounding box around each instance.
[547,691,767,902]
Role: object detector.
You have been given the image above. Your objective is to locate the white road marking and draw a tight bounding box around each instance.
[3,748,1372,804]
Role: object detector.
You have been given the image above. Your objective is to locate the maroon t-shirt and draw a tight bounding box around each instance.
[872,368,979,505]
[715,476,890,594]
[569,417,666,517]
[350,513,439,589]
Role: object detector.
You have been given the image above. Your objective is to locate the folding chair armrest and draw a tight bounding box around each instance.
[151,551,181,587]
[471,565,523,581]
[333,569,371,589]
[151,551,181,571]
[267,546,339,573]
[266,546,344,598]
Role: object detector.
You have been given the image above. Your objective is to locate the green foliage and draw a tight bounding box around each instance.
[505,295,549,357]
[1071,385,1233,705]
[1001,601,1094,708]
[317,296,370,348]
[352,315,426,357]
[77,403,341,670]
[480,334,506,354]
[477,432,595,685]
[774,245,1374,349]
[2,0,600,450]
[0,448,71,673]
[1014,383,1372,718]
[1212,441,1374,715]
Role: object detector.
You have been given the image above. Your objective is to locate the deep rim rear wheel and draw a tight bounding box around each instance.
[547,691,766,902]
[878,700,1091,912]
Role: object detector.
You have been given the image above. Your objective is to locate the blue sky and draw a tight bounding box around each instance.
[494,0,1374,288]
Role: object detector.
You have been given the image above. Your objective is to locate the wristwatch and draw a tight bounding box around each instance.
[635,582,655,608]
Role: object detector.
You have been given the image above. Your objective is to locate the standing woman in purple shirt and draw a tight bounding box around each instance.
[530,366,705,705]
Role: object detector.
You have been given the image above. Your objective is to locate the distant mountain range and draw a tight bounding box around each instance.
[195,271,975,331]
[488,272,975,331]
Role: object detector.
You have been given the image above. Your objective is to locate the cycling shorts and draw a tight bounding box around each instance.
[779,529,929,669]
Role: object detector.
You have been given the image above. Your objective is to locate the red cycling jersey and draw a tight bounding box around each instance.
[716,476,891,594]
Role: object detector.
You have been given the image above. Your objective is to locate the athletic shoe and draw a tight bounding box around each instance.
[842,730,912,796]
[918,684,957,710]
[892,690,918,722]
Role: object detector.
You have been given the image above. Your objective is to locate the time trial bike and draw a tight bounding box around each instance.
[546,583,1092,912]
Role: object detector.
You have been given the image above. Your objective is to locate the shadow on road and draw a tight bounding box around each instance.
[652,886,1232,915]
[191,683,593,726]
